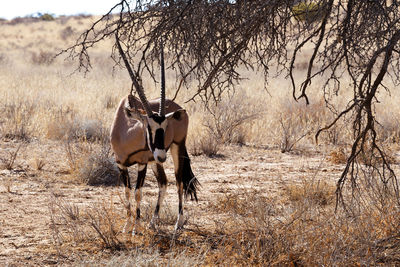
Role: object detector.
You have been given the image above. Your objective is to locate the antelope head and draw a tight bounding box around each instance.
[116,34,182,163]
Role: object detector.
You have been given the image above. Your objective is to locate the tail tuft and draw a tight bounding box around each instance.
[181,147,199,202]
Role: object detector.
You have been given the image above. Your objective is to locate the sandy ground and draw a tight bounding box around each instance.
[0,139,344,266]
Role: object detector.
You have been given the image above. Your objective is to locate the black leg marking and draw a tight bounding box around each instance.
[150,163,168,228]
[135,164,147,220]
[119,167,131,189]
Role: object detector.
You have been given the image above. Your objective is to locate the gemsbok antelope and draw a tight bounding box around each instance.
[111,35,199,234]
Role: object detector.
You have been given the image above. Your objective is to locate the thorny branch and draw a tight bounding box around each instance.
[63,0,400,206]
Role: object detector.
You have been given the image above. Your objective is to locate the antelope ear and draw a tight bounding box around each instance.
[125,106,148,121]
[137,108,147,115]
[166,109,186,121]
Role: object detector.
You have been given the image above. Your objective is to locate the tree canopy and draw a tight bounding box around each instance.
[65,0,400,207]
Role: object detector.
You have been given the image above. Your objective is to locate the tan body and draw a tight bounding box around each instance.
[110,95,188,167]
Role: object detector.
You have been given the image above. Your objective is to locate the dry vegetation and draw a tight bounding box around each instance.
[0,15,399,266]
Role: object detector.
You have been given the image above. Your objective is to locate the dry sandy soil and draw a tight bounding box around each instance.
[0,137,345,266]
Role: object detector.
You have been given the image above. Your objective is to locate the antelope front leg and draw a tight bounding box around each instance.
[170,143,185,231]
[118,166,134,235]
[150,163,167,229]
[133,164,147,235]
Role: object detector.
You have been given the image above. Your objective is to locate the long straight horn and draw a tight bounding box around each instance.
[115,34,153,117]
[159,40,166,116]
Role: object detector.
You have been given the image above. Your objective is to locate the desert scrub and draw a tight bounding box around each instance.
[31,50,55,65]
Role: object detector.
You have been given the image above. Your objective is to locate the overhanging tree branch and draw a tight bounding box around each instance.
[62,0,400,207]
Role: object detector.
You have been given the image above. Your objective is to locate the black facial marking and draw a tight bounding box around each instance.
[147,114,166,152]
[154,128,165,149]
[151,114,166,124]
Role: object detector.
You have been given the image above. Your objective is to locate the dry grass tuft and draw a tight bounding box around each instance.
[0,143,24,170]
[329,147,347,164]
[0,100,36,141]
[45,106,108,142]
[59,26,75,40]
[276,99,345,152]
[284,179,336,206]
[49,194,126,254]
[31,156,46,171]
[189,134,221,157]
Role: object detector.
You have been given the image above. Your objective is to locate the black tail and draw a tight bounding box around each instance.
[181,146,199,202]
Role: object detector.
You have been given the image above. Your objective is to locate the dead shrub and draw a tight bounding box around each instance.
[49,194,205,264]
[206,190,286,265]
[276,99,330,152]
[203,92,259,145]
[73,119,108,142]
[47,178,400,266]
[65,139,119,186]
[376,110,400,144]
[78,147,119,186]
[45,106,75,140]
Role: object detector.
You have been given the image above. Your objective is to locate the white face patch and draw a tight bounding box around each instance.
[154,148,166,163]
[146,117,168,163]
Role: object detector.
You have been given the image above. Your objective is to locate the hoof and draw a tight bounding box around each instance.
[174,214,185,231]
[132,220,143,236]
[149,216,159,230]
[123,221,134,235]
